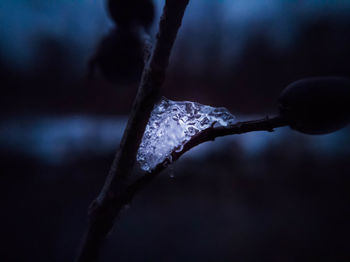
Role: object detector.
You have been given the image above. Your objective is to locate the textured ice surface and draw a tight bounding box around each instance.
[137,98,236,172]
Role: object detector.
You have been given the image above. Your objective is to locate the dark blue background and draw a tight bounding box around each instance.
[1,1,350,261]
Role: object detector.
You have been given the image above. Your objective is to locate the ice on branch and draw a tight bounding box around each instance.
[136,98,236,172]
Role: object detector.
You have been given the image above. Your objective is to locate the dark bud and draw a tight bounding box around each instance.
[107,0,155,30]
[279,77,350,134]
[89,28,145,85]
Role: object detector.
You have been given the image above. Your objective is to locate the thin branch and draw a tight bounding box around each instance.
[75,1,190,262]
[121,116,287,205]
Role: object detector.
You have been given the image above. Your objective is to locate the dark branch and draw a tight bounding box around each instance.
[75,1,190,262]
[121,116,287,206]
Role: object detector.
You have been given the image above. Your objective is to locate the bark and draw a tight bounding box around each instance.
[75,1,190,262]
[121,116,287,207]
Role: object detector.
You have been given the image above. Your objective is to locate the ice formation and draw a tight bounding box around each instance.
[136,98,236,172]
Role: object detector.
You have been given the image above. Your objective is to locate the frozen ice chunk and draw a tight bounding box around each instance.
[136,98,236,172]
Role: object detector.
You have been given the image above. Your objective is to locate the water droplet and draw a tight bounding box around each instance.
[168,164,175,178]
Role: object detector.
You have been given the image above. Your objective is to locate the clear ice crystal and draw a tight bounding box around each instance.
[136,98,236,172]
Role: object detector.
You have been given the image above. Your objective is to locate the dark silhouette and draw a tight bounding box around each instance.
[88,28,145,85]
[107,0,155,31]
[279,77,350,134]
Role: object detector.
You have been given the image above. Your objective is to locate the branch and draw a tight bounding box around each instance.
[121,116,287,205]
[75,1,190,262]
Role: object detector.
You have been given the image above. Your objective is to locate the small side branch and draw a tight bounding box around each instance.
[121,116,287,206]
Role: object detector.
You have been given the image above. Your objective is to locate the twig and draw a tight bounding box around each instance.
[121,116,287,206]
[75,1,190,262]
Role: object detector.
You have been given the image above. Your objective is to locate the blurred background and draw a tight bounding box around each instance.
[1,0,350,261]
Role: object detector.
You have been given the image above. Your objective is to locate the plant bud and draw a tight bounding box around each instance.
[107,0,155,30]
[279,77,350,134]
[90,28,144,85]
